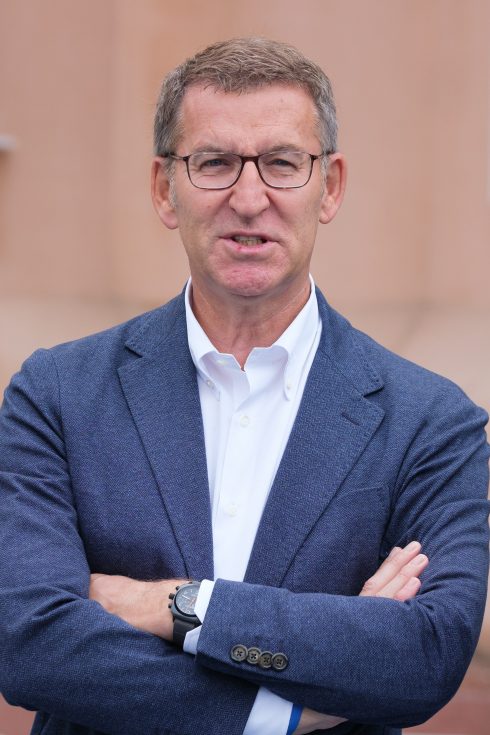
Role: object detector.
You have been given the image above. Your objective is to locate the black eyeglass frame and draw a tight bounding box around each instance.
[160,150,333,190]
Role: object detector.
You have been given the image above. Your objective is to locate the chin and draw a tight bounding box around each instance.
[221,273,279,299]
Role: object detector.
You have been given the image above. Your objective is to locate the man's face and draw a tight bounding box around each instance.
[152,83,345,306]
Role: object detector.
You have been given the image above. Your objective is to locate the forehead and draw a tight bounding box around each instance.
[177,83,321,153]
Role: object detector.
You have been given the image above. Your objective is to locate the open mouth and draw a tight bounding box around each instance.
[231,235,267,245]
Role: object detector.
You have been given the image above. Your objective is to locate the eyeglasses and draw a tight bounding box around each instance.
[161,149,332,190]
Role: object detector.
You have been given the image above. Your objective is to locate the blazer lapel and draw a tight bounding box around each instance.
[245,295,385,587]
[117,297,214,581]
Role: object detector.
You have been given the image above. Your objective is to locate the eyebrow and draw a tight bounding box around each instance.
[180,143,308,155]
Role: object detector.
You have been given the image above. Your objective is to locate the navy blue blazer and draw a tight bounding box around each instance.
[0,289,488,735]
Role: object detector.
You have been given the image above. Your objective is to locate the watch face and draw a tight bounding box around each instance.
[175,583,200,616]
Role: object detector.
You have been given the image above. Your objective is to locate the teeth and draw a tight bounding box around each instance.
[232,236,265,245]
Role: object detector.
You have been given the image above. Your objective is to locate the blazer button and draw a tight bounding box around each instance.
[230,644,248,663]
[271,652,289,671]
[258,651,273,669]
[246,646,261,665]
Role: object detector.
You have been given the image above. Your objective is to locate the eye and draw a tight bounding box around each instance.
[269,157,295,169]
[192,153,236,173]
[271,157,296,168]
[201,157,228,169]
[262,151,302,173]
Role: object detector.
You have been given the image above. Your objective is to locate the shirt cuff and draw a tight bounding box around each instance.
[243,688,293,735]
[182,579,215,655]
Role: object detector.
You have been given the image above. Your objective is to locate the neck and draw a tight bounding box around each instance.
[190,279,311,368]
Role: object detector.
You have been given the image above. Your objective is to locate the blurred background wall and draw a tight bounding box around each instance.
[0,0,489,732]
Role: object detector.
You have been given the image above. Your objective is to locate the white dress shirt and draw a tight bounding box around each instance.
[183,277,322,734]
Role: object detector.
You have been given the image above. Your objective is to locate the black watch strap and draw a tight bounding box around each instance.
[173,617,200,647]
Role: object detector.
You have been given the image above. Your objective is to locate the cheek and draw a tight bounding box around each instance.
[289,207,321,251]
[282,191,323,229]
[175,194,222,234]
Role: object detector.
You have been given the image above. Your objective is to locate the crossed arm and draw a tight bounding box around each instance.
[1,349,488,735]
[89,542,429,734]
[89,543,428,641]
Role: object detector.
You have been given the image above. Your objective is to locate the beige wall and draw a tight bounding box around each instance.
[1,0,489,311]
[0,0,115,299]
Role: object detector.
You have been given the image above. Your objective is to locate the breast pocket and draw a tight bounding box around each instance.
[290,485,390,595]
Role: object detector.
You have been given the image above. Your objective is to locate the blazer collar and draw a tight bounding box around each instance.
[315,286,383,397]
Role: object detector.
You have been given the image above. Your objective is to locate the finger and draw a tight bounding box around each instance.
[360,541,422,596]
[393,576,421,602]
[376,553,429,599]
[387,546,402,559]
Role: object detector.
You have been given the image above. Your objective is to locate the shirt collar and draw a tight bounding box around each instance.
[185,277,320,400]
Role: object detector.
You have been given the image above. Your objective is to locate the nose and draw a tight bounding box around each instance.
[228,160,270,218]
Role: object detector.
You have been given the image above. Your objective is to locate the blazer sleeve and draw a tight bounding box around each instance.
[195,384,490,730]
[0,349,257,735]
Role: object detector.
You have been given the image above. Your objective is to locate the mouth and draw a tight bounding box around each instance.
[219,232,277,258]
[230,235,267,246]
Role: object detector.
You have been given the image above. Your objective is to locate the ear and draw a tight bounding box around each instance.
[151,158,179,230]
[319,153,347,225]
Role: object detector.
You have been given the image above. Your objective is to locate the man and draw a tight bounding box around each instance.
[0,38,488,735]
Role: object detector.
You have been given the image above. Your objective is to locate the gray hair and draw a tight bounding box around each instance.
[153,37,338,159]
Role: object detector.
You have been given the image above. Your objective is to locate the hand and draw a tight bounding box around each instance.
[89,574,188,641]
[359,540,428,601]
[295,541,428,733]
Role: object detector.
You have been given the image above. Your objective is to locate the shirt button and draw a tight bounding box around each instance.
[206,379,213,388]
[239,415,250,427]
[224,502,238,517]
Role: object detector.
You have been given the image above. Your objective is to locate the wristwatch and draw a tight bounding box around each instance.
[168,581,202,647]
